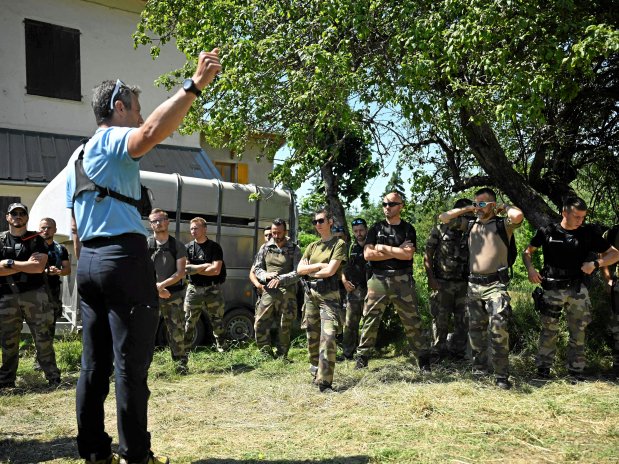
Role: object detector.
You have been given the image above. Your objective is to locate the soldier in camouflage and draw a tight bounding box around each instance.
[355,192,432,372]
[340,218,369,360]
[523,196,619,381]
[297,208,347,393]
[253,218,301,359]
[0,203,60,388]
[601,224,619,379]
[424,199,472,361]
[440,188,523,390]
[39,217,71,340]
[184,217,227,355]
[148,208,188,374]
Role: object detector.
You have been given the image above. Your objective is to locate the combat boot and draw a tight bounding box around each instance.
[568,369,586,383]
[85,454,119,464]
[0,381,16,389]
[318,381,335,394]
[418,354,432,373]
[119,452,169,464]
[355,355,368,370]
[536,367,551,380]
[495,376,512,390]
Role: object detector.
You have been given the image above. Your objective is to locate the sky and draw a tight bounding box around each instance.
[274,145,413,214]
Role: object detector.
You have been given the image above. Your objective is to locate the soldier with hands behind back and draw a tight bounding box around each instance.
[424,199,472,361]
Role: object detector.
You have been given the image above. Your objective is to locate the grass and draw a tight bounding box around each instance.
[1,336,618,464]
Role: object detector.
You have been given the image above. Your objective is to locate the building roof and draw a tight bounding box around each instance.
[0,127,221,183]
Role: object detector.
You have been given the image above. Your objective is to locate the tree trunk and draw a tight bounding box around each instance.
[321,161,349,240]
[459,106,560,229]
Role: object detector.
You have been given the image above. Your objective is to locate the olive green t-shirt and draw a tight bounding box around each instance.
[302,236,347,274]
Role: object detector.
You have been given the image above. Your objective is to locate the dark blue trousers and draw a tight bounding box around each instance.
[75,234,159,462]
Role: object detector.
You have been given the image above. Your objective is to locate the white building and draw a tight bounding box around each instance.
[0,0,276,229]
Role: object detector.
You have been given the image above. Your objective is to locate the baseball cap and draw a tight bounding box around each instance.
[7,203,28,214]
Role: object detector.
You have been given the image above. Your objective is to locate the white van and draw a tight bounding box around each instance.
[29,169,297,345]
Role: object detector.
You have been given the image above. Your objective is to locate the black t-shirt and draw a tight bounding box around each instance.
[0,231,48,293]
[44,241,70,290]
[186,239,226,285]
[344,241,369,286]
[366,220,416,271]
[530,223,610,275]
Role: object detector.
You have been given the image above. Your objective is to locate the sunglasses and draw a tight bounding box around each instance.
[351,219,366,226]
[382,201,402,208]
[264,233,272,238]
[109,79,125,110]
[312,218,326,225]
[9,211,27,217]
[149,219,167,224]
[472,201,494,208]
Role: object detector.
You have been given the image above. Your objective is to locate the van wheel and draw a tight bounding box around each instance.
[190,317,207,348]
[223,308,254,341]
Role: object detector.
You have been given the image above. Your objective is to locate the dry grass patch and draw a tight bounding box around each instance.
[0,346,618,463]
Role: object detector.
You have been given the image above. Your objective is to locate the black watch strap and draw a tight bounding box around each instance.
[183,78,202,97]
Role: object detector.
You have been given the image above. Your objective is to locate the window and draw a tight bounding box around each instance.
[214,162,248,184]
[25,19,81,101]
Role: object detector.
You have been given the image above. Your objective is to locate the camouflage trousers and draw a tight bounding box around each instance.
[303,288,340,385]
[357,274,430,361]
[536,286,592,373]
[159,289,186,361]
[429,279,468,356]
[342,287,367,358]
[0,287,60,384]
[467,281,511,377]
[184,283,225,352]
[254,285,297,356]
[46,285,63,340]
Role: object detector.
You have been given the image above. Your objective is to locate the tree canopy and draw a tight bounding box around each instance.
[135,0,618,228]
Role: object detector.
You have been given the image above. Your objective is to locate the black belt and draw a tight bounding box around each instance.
[167,284,185,293]
[544,266,580,279]
[468,273,500,285]
[542,278,581,291]
[82,233,145,247]
[372,268,412,277]
[190,281,220,288]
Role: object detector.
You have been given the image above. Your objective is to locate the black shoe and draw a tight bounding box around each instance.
[536,367,551,379]
[48,377,61,387]
[418,355,432,373]
[568,370,586,383]
[318,382,335,393]
[355,355,368,370]
[0,381,16,389]
[495,377,512,390]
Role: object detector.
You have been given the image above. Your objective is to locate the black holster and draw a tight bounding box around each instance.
[532,286,562,318]
[497,266,510,285]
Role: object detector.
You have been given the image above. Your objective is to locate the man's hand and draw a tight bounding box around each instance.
[527,267,543,284]
[581,261,597,275]
[343,281,355,292]
[47,265,62,276]
[192,49,222,91]
[266,277,281,289]
[158,288,171,299]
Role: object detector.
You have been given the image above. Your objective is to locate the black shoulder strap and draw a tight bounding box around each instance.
[495,217,510,249]
[147,236,156,253]
[73,138,142,210]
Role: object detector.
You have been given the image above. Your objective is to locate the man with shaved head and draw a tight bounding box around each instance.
[355,192,431,372]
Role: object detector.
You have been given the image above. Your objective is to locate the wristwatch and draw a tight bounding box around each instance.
[182,78,202,97]
[593,260,600,270]
[4,259,14,268]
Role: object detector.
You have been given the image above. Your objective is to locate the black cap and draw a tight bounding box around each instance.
[7,203,28,214]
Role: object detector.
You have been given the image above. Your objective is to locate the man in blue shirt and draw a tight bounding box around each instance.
[66,50,220,464]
